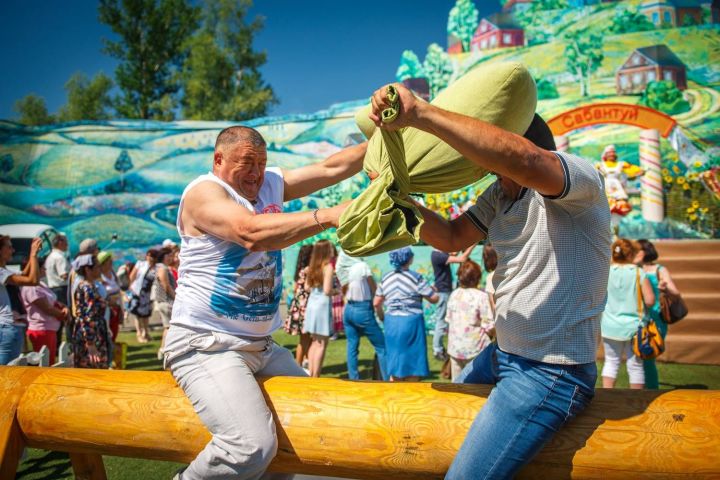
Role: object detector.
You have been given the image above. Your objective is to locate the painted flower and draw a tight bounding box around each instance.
[682,183,691,190]
[672,165,681,174]
[689,214,698,221]
[686,206,696,213]
[676,177,686,185]
[661,168,670,176]
[692,200,700,208]
[664,176,674,184]
[694,161,703,169]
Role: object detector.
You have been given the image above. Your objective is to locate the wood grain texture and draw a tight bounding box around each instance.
[2,367,719,479]
[0,367,42,479]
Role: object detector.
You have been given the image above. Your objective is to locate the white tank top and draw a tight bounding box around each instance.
[171,169,284,337]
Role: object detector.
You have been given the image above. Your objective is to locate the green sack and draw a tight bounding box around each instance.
[337,61,537,256]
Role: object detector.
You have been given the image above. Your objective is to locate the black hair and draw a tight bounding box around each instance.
[637,239,659,263]
[523,114,556,151]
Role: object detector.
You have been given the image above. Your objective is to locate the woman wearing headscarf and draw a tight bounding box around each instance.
[72,254,110,369]
[374,247,439,381]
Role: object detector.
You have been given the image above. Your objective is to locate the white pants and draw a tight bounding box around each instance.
[601,337,645,385]
[167,328,307,480]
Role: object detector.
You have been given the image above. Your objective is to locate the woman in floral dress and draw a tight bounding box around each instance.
[72,254,110,369]
[446,260,495,381]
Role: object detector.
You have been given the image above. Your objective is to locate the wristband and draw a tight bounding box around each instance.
[313,209,326,231]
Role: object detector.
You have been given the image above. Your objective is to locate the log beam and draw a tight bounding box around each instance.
[1,367,719,479]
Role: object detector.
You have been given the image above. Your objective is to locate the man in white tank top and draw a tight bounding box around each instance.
[165,126,367,480]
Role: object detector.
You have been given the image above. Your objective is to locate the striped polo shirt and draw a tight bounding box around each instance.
[376,269,434,316]
[463,152,612,365]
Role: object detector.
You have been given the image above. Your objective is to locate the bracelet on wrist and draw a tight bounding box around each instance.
[313,209,326,231]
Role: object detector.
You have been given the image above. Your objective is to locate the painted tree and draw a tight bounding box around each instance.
[609,7,655,34]
[114,150,134,190]
[639,81,691,115]
[395,50,426,82]
[14,94,55,125]
[423,43,454,99]
[180,0,276,120]
[535,77,559,100]
[447,0,479,52]
[99,0,200,120]
[532,0,568,10]
[58,72,114,122]
[564,30,604,97]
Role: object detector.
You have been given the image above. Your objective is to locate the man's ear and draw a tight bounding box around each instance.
[213,150,222,167]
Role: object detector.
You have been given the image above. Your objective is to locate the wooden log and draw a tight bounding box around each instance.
[0,368,42,479]
[2,367,720,479]
[70,452,107,480]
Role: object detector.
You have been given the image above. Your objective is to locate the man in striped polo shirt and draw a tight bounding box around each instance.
[367,83,611,479]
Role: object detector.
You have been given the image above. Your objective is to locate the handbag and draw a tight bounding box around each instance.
[660,293,688,324]
[632,268,665,360]
[658,266,688,324]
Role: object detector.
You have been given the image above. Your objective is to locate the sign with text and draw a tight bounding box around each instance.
[547,103,677,138]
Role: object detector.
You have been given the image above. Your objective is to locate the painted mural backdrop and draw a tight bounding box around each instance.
[1,0,719,323]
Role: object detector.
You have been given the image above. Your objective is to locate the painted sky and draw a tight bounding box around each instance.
[0,0,500,121]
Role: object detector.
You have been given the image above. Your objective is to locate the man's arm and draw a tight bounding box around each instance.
[185,181,345,252]
[282,142,368,201]
[369,84,565,197]
[447,245,476,264]
[417,204,485,253]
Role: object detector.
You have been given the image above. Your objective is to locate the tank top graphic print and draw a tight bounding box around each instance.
[171,169,284,336]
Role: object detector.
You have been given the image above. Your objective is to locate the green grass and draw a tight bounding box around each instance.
[15,328,720,479]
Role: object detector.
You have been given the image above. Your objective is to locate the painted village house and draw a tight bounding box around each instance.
[616,44,687,94]
[447,33,463,54]
[471,13,525,51]
[640,0,704,27]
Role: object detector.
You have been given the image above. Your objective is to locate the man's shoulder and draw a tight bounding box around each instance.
[183,175,228,201]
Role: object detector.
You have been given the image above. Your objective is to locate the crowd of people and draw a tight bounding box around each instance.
[281,236,681,390]
[0,234,181,368]
[0,87,690,479]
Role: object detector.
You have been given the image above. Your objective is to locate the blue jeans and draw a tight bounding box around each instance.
[343,301,387,380]
[0,323,26,365]
[448,343,596,479]
[432,291,450,354]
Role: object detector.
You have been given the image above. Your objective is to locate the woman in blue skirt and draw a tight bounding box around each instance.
[374,247,438,381]
[303,240,339,377]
